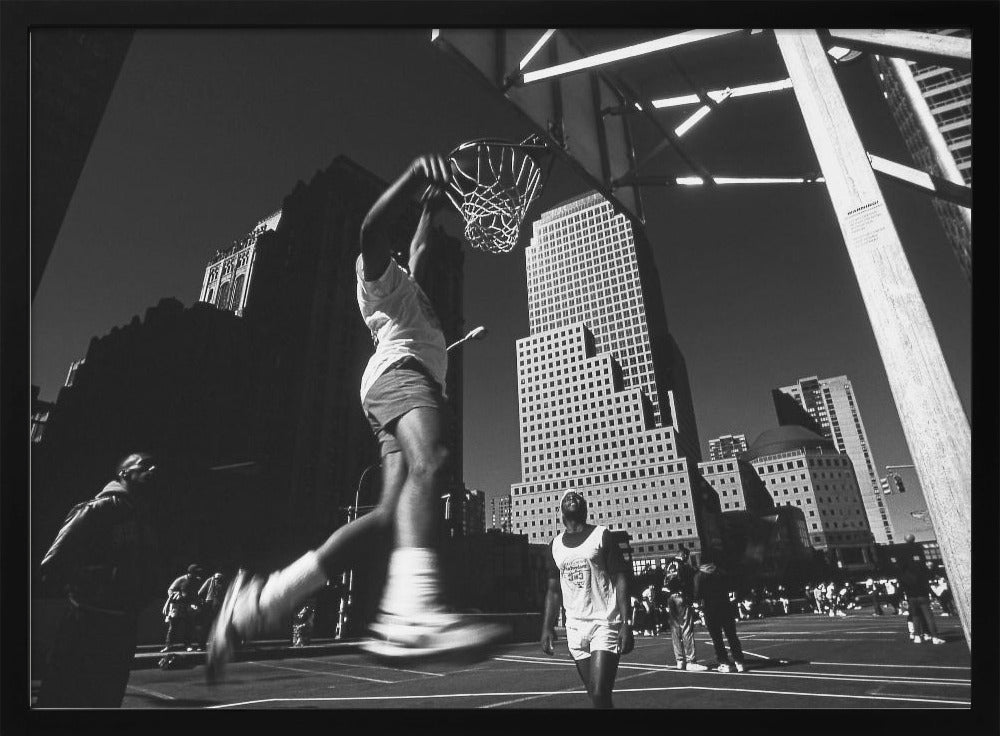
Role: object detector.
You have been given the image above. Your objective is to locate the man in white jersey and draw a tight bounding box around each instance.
[541,491,633,708]
[206,153,505,682]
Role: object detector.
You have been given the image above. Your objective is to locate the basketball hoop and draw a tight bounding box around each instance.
[446,136,548,254]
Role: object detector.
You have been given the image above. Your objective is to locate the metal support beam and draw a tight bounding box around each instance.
[775,30,971,648]
[613,174,824,188]
[519,29,743,84]
[827,29,971,71]
[868,152,973,208]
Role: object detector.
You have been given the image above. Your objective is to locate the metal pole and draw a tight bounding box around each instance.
[774,30,971,647]
[335,463,379,639]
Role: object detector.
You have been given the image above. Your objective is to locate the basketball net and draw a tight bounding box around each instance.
[446,137,547,254]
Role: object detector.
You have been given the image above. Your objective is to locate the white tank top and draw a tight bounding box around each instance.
[551,525,621,624]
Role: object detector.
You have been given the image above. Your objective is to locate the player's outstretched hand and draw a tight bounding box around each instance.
[410,153,451,190]
[618,624,635,656]
[540,627,557,656]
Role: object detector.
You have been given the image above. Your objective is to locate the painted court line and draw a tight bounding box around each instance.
[808,660,970,670]
[248,660,393,684]
[292,657,445,678]
[620,685,970,706]
[208,684,969,709]
[496,655,968,686]
[126,685,176,701]
[480,669,657,709]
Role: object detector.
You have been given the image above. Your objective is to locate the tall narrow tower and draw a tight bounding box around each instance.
[198,210,282,316]
[777,375,894,544]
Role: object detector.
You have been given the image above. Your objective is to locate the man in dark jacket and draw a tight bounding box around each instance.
[898,534,944,644]
[693,552,745,672]
[36,453,163,708]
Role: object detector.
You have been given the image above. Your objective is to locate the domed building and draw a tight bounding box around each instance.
[744,425,875,571]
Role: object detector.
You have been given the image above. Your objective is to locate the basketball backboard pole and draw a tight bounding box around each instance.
[775,29,971,648]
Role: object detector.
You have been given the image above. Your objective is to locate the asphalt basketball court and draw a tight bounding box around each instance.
[119,610,970,709]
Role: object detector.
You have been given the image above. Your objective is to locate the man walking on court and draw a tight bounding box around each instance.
[207,152,505,681]
[693,551,745,673]
[541,491,633,708]
[663,546,708,670]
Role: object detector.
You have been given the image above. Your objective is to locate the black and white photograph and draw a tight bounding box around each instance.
[6,1,996,721]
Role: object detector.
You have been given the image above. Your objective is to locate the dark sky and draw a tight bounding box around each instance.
[31,29,971,541]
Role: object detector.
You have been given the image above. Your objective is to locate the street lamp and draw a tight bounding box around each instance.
[446,325,488,352]
[336,462,380,639]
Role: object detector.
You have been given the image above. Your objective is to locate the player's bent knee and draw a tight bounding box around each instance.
[407,446,450,483]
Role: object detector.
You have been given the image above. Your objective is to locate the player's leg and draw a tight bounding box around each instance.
[206,451,407,682]
[372,406,450,619]
[704,610,730,669]
[588,650,620,709]
[366,405,508,656]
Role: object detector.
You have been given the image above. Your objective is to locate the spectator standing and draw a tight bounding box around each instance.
[292,599,317,647]
[897,535,945,645]
[663,548,707,670]
[35,453,164,708]
[694,554,745,673]
[198,571,228,644]
[162,565,205,652]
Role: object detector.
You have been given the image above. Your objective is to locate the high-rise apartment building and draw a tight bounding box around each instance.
[871,29,971,278]
[490,495,513,533]
[698,458,772,515]
[198,210,283,316]
[746,426,875,568]
[708,433,748,461]
[510,193,716,566]
[776,376,894,544]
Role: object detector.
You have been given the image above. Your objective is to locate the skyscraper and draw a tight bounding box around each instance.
[776,375,894,544]
[871,29,971,278]
[198,210,282,316]
[510,193,717,567]
[708,433,748,461]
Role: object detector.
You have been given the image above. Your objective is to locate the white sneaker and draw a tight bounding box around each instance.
[206,570,266,684]
[363,612,509,661]
[675,660,686,670]
[930,637,945,645]
[912,637,924,644]
[716,663,733,673]
[734,661,745,673]
[686,662,709,671]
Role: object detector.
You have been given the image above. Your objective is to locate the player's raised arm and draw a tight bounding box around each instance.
[360,153,451,281]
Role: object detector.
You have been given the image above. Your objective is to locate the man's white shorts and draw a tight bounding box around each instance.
[565,619,622,661]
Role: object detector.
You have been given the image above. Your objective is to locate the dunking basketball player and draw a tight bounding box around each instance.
[541,491,634,709]
[206,153,505,682]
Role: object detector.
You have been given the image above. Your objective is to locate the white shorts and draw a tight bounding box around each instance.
[565,619,621,661]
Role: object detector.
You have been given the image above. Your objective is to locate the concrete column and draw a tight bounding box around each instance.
[775,30,971,647]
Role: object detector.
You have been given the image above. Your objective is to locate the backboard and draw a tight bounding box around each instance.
[432,29,644,222]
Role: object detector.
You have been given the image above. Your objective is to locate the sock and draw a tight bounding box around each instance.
[257,550,327,624]
[378,547,443,619]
